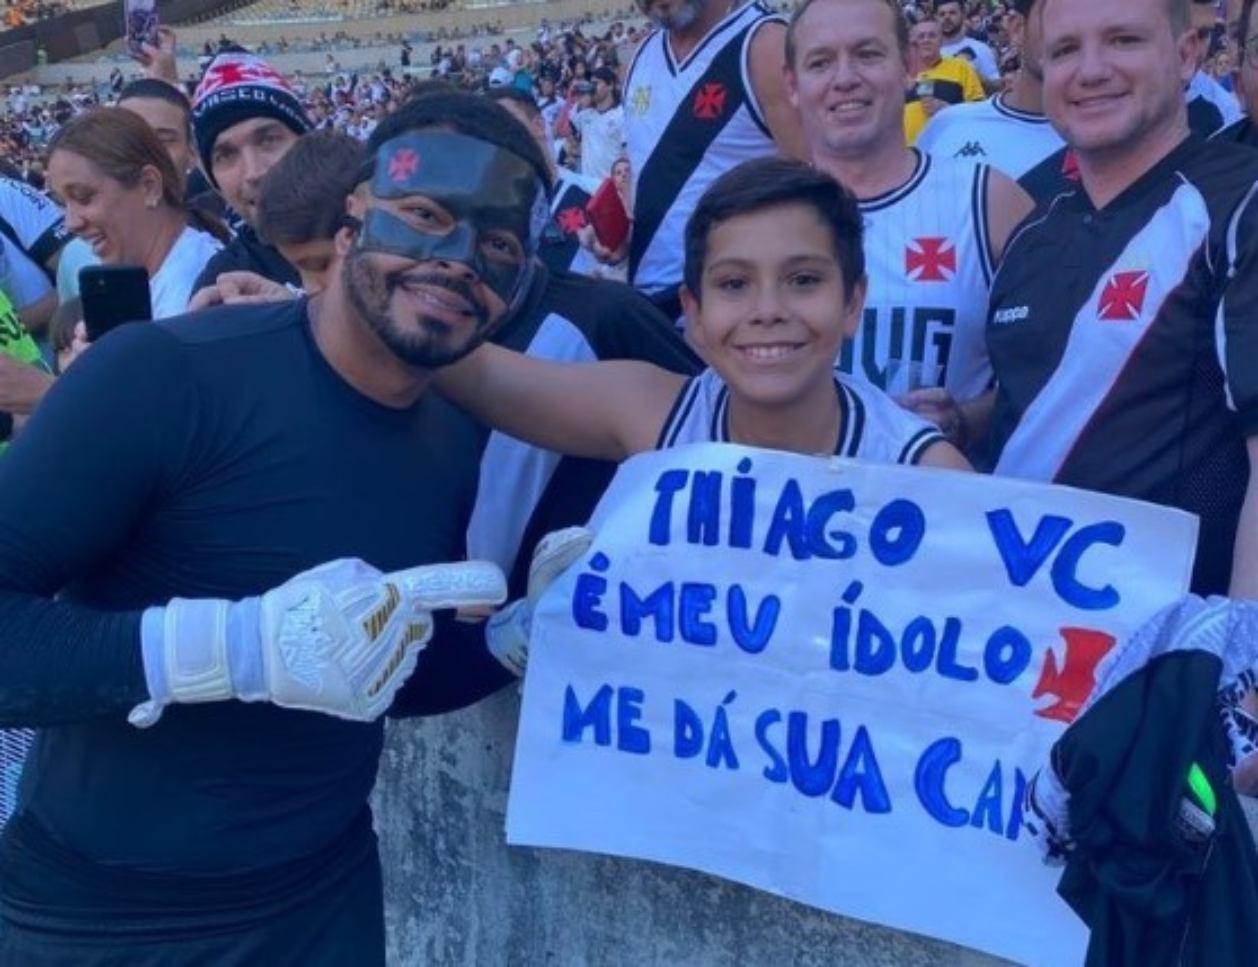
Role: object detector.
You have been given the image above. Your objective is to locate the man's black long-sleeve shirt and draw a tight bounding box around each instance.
[0,299,504,935]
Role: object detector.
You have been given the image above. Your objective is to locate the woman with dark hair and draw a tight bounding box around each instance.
[47,107,222,319]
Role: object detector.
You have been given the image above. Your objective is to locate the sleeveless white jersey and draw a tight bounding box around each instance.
[916,94,1065,182]
[623,1,781,295]
[838,152,994,402]
[658,368,945,465]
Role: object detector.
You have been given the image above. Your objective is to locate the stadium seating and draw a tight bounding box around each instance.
[175,0,631,47]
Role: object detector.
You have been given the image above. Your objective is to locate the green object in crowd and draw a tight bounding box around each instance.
[0,287,50,454]
[0,288,47,370]
[1187,762,1217,818]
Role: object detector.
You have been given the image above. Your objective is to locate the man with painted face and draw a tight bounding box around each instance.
[0,95,586,966]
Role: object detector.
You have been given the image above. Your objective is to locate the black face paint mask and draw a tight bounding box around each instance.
[355,131,550,314]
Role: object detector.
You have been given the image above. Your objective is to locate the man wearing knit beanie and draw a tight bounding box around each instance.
[190,49,312,293]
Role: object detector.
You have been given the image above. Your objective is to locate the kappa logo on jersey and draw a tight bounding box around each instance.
[555,206,587,234]
[692,82,728,121]
[992,305,1030,326]
[387,148,420,183]
[905,237,957,282]
[1031,627,1116,723]
[1097,270,1149,322]
[631,85,652,116]
[194,57,295,100]
[954,141,987,159]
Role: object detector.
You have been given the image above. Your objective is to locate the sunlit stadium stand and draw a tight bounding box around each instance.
[6,0,639,86]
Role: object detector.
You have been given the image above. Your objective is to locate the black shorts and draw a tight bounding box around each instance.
[0,825,384,967]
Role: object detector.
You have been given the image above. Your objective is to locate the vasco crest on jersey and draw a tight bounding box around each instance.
[692,82,728,121]
[905,237,957,283]
[1096,270,1150,322]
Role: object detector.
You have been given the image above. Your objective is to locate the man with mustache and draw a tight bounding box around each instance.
[0,95,576,966]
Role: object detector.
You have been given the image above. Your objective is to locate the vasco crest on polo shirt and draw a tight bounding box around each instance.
[1097,270,1150,322]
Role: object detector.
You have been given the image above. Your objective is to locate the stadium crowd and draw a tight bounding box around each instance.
[0,0,1256,963]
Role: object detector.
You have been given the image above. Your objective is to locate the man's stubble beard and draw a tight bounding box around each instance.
[343,249,494,370]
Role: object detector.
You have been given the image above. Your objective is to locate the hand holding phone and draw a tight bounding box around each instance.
[125,0,160,59]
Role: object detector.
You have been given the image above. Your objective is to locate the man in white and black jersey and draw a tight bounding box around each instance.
[937,0,1002,90]
[620,0,806,321]
[785,0,1033,453]
[917,0,1070,204]
[987,0,1258,602]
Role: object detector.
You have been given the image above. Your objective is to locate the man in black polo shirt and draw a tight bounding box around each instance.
[987,0,1258,600]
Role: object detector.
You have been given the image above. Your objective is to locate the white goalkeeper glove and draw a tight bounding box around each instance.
[486,527,593,677]
[130,557,506,727]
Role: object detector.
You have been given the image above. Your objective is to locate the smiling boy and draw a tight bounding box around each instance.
[437,157,970,471]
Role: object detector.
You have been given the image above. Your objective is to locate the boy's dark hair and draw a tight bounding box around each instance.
[366,91,553,195]
[257,131,364,246]
[684,157,865,304]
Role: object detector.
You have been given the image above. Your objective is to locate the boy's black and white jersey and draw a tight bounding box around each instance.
[623,1,782,296]
[987,136,1258,594]
[658,368,945,466]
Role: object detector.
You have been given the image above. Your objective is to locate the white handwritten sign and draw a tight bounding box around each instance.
[506,444,1198,967]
